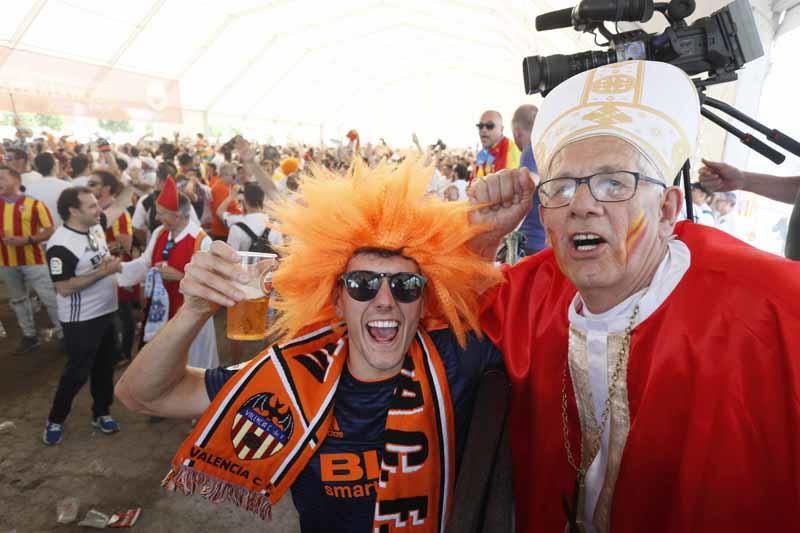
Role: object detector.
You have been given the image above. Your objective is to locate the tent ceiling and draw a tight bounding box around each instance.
[0,0,783,144]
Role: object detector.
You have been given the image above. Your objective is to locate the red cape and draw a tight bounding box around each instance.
[480,221,800,532]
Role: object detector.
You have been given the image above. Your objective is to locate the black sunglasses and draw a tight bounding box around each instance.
[340,271,427,303]
[162,239,175,260]
[475,122,496,130]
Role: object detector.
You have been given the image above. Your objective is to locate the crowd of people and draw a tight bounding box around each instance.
[1,58,799,532]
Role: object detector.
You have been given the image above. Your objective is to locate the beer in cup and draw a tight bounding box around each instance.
[227,252,276,341]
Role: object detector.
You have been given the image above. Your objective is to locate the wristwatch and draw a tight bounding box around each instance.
[27,236,35,245]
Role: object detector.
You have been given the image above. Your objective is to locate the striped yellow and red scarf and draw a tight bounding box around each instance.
[163,324,455,532]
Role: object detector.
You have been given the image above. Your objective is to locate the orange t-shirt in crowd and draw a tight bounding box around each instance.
[0,195,53,266]
[208,174,220,189]
[210,181,242,238]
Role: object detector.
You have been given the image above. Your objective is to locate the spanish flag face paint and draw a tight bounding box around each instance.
[616,209,647,265]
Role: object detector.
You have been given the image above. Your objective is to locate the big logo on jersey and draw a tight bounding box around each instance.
[231,392,294,461]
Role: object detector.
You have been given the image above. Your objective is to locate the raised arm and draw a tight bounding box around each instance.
[234,136,280,202]
[216,184,239,222]
[102,185,134,229]
[115,241,255,419]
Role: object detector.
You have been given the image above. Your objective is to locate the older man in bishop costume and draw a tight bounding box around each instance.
[469,60,800,532]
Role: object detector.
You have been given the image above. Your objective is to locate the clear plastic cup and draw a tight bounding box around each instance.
[227,252,276,341]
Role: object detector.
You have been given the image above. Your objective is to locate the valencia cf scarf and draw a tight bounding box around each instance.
[163,324,455,532]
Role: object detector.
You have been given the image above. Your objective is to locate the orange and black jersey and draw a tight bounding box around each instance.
[205,329,501,533]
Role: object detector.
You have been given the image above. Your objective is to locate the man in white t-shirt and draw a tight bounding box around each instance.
[217,182,282,252]
[43,186,123,445]
[26,152,72,228]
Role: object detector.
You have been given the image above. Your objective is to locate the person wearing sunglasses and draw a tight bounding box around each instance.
[116,158,503,532]
[473,110,520,181]
[468,61,800,533]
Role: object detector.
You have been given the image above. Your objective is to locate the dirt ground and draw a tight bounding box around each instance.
[0,295,300,533]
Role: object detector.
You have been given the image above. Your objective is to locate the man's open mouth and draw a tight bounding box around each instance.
[366,320,399,343]
[571,233,606,252]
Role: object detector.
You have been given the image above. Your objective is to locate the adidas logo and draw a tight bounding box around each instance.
[327,417,344,439]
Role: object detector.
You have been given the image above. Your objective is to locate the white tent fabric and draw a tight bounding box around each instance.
[0,0,594,145]
[0,0,795,146]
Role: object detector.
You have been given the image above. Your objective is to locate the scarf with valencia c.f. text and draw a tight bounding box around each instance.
[163,324,455,532]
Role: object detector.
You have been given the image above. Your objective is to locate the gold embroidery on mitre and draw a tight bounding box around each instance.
[534,142,547,172]
[582,103,632,127]
[591,74,635,95]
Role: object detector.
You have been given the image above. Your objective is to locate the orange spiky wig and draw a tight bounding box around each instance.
[269,157,503,346]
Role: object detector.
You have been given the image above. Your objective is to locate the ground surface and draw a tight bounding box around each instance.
[0,295,300,533]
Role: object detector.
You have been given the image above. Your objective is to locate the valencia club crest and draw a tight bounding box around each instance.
[231,392,294,460]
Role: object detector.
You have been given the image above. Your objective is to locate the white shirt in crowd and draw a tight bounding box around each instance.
[71,175,91,188]
[25,176,72,227]
[222,212,283,252]
[21,170,43,189]
[46,224,117,323]
[716,212,741,239]
[442,180,468,201]
[693,202,715,226]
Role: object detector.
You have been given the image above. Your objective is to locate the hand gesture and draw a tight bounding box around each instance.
[180,241,272,316]
[100,256,122,276]
[467,168,537,257]
[156,263,183,281]
[698,159,746,192]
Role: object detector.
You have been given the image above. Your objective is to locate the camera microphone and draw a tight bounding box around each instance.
[574,0,654,25]
[535,1,655,32]
[535,7,574,31]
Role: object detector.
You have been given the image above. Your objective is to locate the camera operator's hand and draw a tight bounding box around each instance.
[179,241,250,317]
[698,159,746,192]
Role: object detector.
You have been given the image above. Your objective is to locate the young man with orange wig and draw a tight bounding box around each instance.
[116,158,502,532]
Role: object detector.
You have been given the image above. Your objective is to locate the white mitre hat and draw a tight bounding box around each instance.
[531,60,700,184]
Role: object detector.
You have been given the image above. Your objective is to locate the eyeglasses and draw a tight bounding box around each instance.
[537,171,665,209]
[162,239,175,260]
[87,180,101,188]
[339,271,427,303]
[475,122,496,130]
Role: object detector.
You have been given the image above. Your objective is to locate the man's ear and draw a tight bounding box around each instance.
[659,186,683,237]
[333,286,344,318]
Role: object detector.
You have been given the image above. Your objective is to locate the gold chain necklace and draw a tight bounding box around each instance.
[561,304,639,533]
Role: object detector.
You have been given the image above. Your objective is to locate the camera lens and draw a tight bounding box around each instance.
[523,50,618,95]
